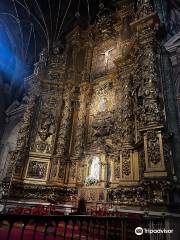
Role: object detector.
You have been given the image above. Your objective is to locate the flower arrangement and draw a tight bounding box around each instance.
[84,176,98,186]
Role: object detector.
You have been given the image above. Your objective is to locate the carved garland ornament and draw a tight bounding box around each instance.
[122,150,131,176]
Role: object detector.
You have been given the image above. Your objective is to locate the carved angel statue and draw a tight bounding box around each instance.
[38,110,55,141]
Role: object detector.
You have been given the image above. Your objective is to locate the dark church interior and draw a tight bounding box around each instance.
[0,0,180,239]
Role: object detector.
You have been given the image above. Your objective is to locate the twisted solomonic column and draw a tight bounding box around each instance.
[50,82,75,183]
[131,0,170,178]
[73,82,91,158]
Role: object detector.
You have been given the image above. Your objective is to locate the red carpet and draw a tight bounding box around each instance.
[0,221,107,239]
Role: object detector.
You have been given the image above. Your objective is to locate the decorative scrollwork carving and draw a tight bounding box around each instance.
[58,163,65,179]
[30,96,58,154]
[38,110,55,141]
[122,150,131,176]
[93,13,117,42]
[147,131,160,165]
[114,157,120,178]
[135,0,153,20]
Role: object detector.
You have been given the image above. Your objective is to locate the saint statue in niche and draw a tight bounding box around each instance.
[27,161,47,179]
[99,97,107,112]
[38,110,55,141]
[89,156,100,180]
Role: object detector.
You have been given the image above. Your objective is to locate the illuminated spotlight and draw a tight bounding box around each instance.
[0,41,25,81]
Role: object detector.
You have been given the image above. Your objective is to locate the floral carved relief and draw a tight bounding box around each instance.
[147,131,160,165]
[122,150,131,176]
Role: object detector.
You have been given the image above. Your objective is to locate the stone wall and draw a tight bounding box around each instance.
[0,100,26,182]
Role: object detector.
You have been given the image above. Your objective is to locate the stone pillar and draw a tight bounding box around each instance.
[51,81,74,183]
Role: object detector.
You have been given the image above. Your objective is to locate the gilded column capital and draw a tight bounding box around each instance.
[63,81,75,99]
[131,12,159,33]
[65,80,75,89]
[79,82,92,96]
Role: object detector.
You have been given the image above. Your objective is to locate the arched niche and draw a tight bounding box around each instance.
[85,155,102,185]
[84,153,112,185]
[88,156,100,180]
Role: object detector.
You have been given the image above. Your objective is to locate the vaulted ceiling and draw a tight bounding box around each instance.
[0,0,116,70]
[0,0,117,100]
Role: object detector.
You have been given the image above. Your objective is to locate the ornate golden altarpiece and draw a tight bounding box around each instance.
[6,0,176,208]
